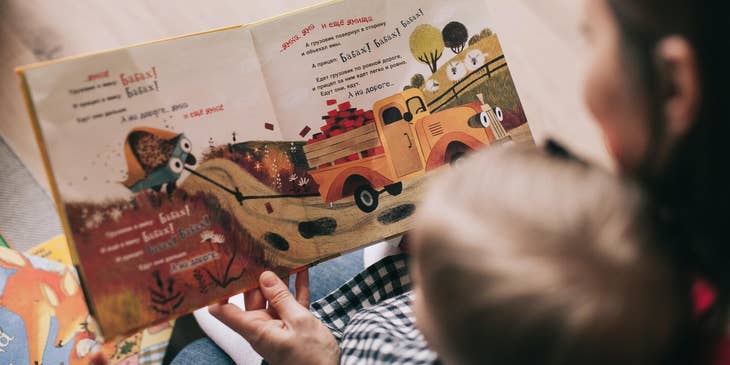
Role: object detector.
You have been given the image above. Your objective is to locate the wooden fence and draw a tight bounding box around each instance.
[427,55,507,112]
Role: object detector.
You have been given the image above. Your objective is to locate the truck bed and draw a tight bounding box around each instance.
[303,123,381,168]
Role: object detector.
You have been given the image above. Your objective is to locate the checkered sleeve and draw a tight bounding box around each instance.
[310,253,412,341]
[339,292,440,365]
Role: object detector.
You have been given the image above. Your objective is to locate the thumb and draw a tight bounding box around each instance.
[259,271,308,320]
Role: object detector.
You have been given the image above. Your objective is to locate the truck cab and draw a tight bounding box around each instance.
[373,88,502,174]
[371,89,431,182]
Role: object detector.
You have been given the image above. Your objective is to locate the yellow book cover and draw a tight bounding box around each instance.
[26,235,74,265]
[17,0,533,338]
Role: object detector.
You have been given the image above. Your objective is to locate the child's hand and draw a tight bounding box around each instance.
[209,270,339,365]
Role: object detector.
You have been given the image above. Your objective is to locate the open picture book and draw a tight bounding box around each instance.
[17,0,534,339]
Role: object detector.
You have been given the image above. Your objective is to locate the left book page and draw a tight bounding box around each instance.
[18,27,282,339]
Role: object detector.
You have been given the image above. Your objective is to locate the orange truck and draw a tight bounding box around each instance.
[303,88,509,212]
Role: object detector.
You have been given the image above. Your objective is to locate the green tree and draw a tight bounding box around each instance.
[411,73,425,89]
[442,21,469,54]
[409,24,445,74]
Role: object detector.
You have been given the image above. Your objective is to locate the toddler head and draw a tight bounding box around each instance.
[412,147,692,365]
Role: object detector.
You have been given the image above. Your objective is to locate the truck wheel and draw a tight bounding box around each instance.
[355,185,379,213]
[384,182,403,196]
[450,152,466,165]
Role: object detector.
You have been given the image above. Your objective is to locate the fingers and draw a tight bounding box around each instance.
[295,269,310,308]
[399,233,411,253]
[209,302,276,342]
[245,288,266,310]
[258,271,309,320]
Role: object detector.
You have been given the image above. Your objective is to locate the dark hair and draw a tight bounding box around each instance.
[606,0,730,360]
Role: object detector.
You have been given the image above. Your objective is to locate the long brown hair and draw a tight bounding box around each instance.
[606,0,730,360]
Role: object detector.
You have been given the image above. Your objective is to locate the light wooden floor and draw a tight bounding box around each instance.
[0,0,610,249]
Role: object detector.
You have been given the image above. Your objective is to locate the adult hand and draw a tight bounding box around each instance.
[209,270,339,365]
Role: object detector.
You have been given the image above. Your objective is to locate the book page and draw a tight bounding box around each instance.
[21,27,283,338]
[250,0,533,258]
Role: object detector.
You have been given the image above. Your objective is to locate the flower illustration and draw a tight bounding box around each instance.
[200,230,225,244]
[297,177,310,187]
[108,207,123,222]
[91,211,104,226]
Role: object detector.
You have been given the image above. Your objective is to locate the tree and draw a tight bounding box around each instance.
[442,22,469,54]
[410,24,445,74]
[468,28,495,46]
[411,73,425,89]
[480,28,494,39]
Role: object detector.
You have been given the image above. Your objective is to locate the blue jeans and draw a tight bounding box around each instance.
[171,249,364,365]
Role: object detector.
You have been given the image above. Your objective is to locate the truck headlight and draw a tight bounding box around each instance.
[468,112,491,128]
[494,107,504,122]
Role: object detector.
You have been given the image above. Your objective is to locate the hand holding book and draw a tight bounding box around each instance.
[209,270,340,365]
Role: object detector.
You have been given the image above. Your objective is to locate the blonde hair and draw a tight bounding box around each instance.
[413,146,690,365]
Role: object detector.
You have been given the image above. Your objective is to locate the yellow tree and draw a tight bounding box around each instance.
[409,24,445,74]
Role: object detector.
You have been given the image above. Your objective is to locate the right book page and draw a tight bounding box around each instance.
[249,0,534,261]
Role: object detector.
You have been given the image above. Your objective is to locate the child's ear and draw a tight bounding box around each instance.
[655,36,700,139]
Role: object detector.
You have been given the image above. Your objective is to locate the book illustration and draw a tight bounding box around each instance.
[11,237,175,365]
[406,24,527,129]
[18,0,534,338]
[0,247,103,365]
[122,128,196,195]
[0,231,10,249]
[303,88,507,213]
[95,320,173,365]
[62,82,506,334]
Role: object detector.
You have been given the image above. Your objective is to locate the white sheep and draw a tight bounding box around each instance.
[446,61,467,82]
[425,79,441,93]
[464,49,487,72]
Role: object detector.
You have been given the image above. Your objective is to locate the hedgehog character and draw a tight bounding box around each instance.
[121,127,196,194]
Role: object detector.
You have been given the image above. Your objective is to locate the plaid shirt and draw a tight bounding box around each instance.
[310,254,440,365]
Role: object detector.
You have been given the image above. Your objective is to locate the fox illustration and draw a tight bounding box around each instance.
[0,248,100,364]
